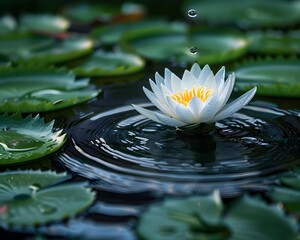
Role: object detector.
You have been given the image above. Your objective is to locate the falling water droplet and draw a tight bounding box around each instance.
[188,9,197,18]
[189,46,198,55]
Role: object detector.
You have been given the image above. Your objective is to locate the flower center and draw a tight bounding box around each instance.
[169,86,213,106]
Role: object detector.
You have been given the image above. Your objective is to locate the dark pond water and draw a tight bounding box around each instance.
[2,65,300,240]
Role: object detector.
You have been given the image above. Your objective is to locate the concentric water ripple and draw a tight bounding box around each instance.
[58,102,300,196]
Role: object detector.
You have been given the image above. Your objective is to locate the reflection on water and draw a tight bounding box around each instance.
[59,101,300,197]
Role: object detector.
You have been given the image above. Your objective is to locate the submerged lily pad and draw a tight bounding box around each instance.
[0,34,93,64]
[138,192,297,240]
[0,66,100,113]
[268,168,300,213]
[184,0,300,28]
[249,30,300,55]
[0,113,66,165]
[63,2,145,24]
[121,27,248,64]
[19,14,70,33]
[91,20,187,46]
[234,58,300,97]
[0,170,95,226]
[73,50,145,77]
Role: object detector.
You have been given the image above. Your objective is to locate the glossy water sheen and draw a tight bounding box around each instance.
[59,94,300,197]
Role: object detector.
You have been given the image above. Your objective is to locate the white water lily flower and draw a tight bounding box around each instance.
[132,63,256,128]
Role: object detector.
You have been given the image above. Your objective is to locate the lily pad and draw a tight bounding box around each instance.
[234,58,300,97]
[183,0,300,29]
[120,27,248,64]
[0,170,95,226]
[268,168,300,213]
[0,66,100,113]
[19,14,70,33]
[0,34,93,64]
[248,30,300,55]
[138,192,297,240]
[0,113,66,165]
[73,50,145,77]
[0,15,17,35]
[63,2,145,24]
[91,20,187,46]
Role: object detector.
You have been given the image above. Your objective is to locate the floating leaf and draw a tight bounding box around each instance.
[0,34,93,64]
[91,20,187,46]
[121,27,248,64]
[249,30,300,55]
[19,14,70,33]
[268,168,300,213]
[138,192,297,240]
[0,113,66,165]
[63,2,145,24]
[225,196,297,240]
[234,58,300,97]
[138,191,225,240]
[0,66,100,113]
[0,170,95,226]
[73,50,145,77]
[183,0,300,28]
[0,15,17,35]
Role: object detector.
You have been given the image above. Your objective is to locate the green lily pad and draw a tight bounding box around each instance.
[0,66,100,113]
[268,168,300,213]
[73,50,145,77]
[91,20,187,46]
[120,27,248,64]
[138,192,297,240]
[234,58,300,97]
[0,170,95,226]
[0,113,66,165]
[183,0,300,29]
[0,34,93,64]
[0,15,17,35]
[19,14,70,33]
[248,30,300,55]
[63,2,145,24]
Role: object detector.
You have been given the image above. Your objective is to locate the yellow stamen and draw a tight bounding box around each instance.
[169,86,213,106]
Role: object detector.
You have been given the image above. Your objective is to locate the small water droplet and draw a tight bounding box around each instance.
[189,46,198,55]
[188,9,197,18]
[29,183,41,192]
[39,204,56,214]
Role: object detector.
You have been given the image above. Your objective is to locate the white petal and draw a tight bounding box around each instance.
[155,72,164,86]
[174,102,198,124]
[171,73,182,92]
[164,68,172,89]
[181,70,198,90]
[166,97,196,123]
[215,66,225,93]
[132,104,162,124]
[202,71,216,91]
[160,83,173,99]
[209,87,257,122]
[197,64,211,86]
[155,112,186,127]
[187,97,204,120]
[218,73,235,108]
[149,79,163,102]
[143,87,175,117]
[190,63,201,78]
[199,94,221,122]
